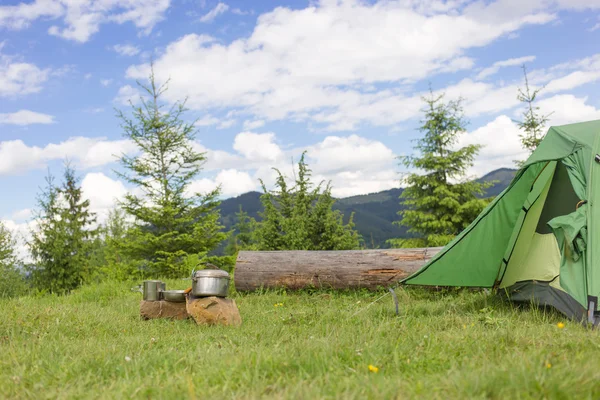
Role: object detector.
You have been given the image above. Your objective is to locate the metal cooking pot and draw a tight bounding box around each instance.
[131,280,166,301]
[191,268,230,297]
[162,289,187,303]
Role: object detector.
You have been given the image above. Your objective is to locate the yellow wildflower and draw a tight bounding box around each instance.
[368,365,379,373]
[557,322,565,329]
[546,362,552,369]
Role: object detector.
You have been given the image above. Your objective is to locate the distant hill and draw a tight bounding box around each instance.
[477,168,517,197]
[217,168,517,249]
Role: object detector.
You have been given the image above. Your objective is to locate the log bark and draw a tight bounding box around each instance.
[234,247,442,291]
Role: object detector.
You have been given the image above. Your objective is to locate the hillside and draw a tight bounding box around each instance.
[217,168,517,249]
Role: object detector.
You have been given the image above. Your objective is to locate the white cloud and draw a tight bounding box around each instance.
[187,169,257,197]
[2,173,128,262]
[0,137,137,176]
[195,115,220,127]
[476,55,536,80]
[114,84,142,105]
[545,70,600,94]
[0,49,49,97]
[537,94,600,126]
[233,132,283,163]
[242,119,265,130]
[0,0,171,43]
[112,44,141,56]
[0,110,55,126]
[125,0,559,130]
[100,78,112,86]
[194,131,400,198]
[199,2,229,23]
[304,135,396,176]
[81,172,128,222]
[9,208,33,222]
[231,8,248,16]
[457,115,527,177]
[217,119,236,129]
[455,92,600,177]
[1,218,37,262]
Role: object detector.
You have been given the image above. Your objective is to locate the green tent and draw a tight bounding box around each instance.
[401,119,600,324]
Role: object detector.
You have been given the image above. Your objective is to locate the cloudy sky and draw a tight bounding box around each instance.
[2,0,600,246]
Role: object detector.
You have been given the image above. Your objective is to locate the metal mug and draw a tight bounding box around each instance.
[141,280,165,301]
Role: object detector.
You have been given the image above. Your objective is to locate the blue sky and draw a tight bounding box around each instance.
[2,0,600,248]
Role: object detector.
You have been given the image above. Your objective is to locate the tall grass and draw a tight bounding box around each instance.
[1,280,598,399]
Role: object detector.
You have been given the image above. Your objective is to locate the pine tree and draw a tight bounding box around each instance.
[515,64,552,156]
[253,152,361,250]
[394,89,492,248]
[28,165,96,294]
[0,221,27,298]
[116,65,227,277]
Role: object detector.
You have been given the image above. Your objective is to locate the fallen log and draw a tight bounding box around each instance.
[234,247,442,291]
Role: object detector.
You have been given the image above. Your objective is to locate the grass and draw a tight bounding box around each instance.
[1,281,600,399]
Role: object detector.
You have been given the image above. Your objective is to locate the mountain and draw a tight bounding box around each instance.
[217,168,517,249]
[477,168,517,197]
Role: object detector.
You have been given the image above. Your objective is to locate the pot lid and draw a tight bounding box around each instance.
[193,269,230,279]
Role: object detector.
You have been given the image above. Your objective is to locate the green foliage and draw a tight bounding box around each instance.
[0,221,27,298]
[515,64,552,161]
[88,208,142,281]
[251,152,361,250]
[28,165,96,294]
[115,66,227,278]
[224,206,258,255]
[396,89,493,247]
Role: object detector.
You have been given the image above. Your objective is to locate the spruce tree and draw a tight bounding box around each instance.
[253,152,361,250]
[28,165,96,294]
[394,90,492,248]
[515,64,552,156]
[116,66,226,277]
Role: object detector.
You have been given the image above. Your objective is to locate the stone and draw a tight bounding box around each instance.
[185,296,242,326]
[140,300,189,320]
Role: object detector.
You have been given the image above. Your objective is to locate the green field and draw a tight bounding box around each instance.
[1,281,599,399]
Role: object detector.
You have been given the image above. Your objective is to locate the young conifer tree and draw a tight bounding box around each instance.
[515,64,552,156]
[394,89,492,248]
[28,165,96,294]
[253,152,361,250]
[115,66,226,277]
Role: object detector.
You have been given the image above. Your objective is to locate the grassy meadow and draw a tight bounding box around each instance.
[1,280,600,399]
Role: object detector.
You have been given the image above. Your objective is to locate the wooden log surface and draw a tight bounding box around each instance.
[234,247,442,291]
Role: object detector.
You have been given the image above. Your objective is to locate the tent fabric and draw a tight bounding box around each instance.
[401,119,600,323]
[548,204,588,306]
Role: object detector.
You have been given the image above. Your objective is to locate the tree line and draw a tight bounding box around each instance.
[0,65,549,297]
